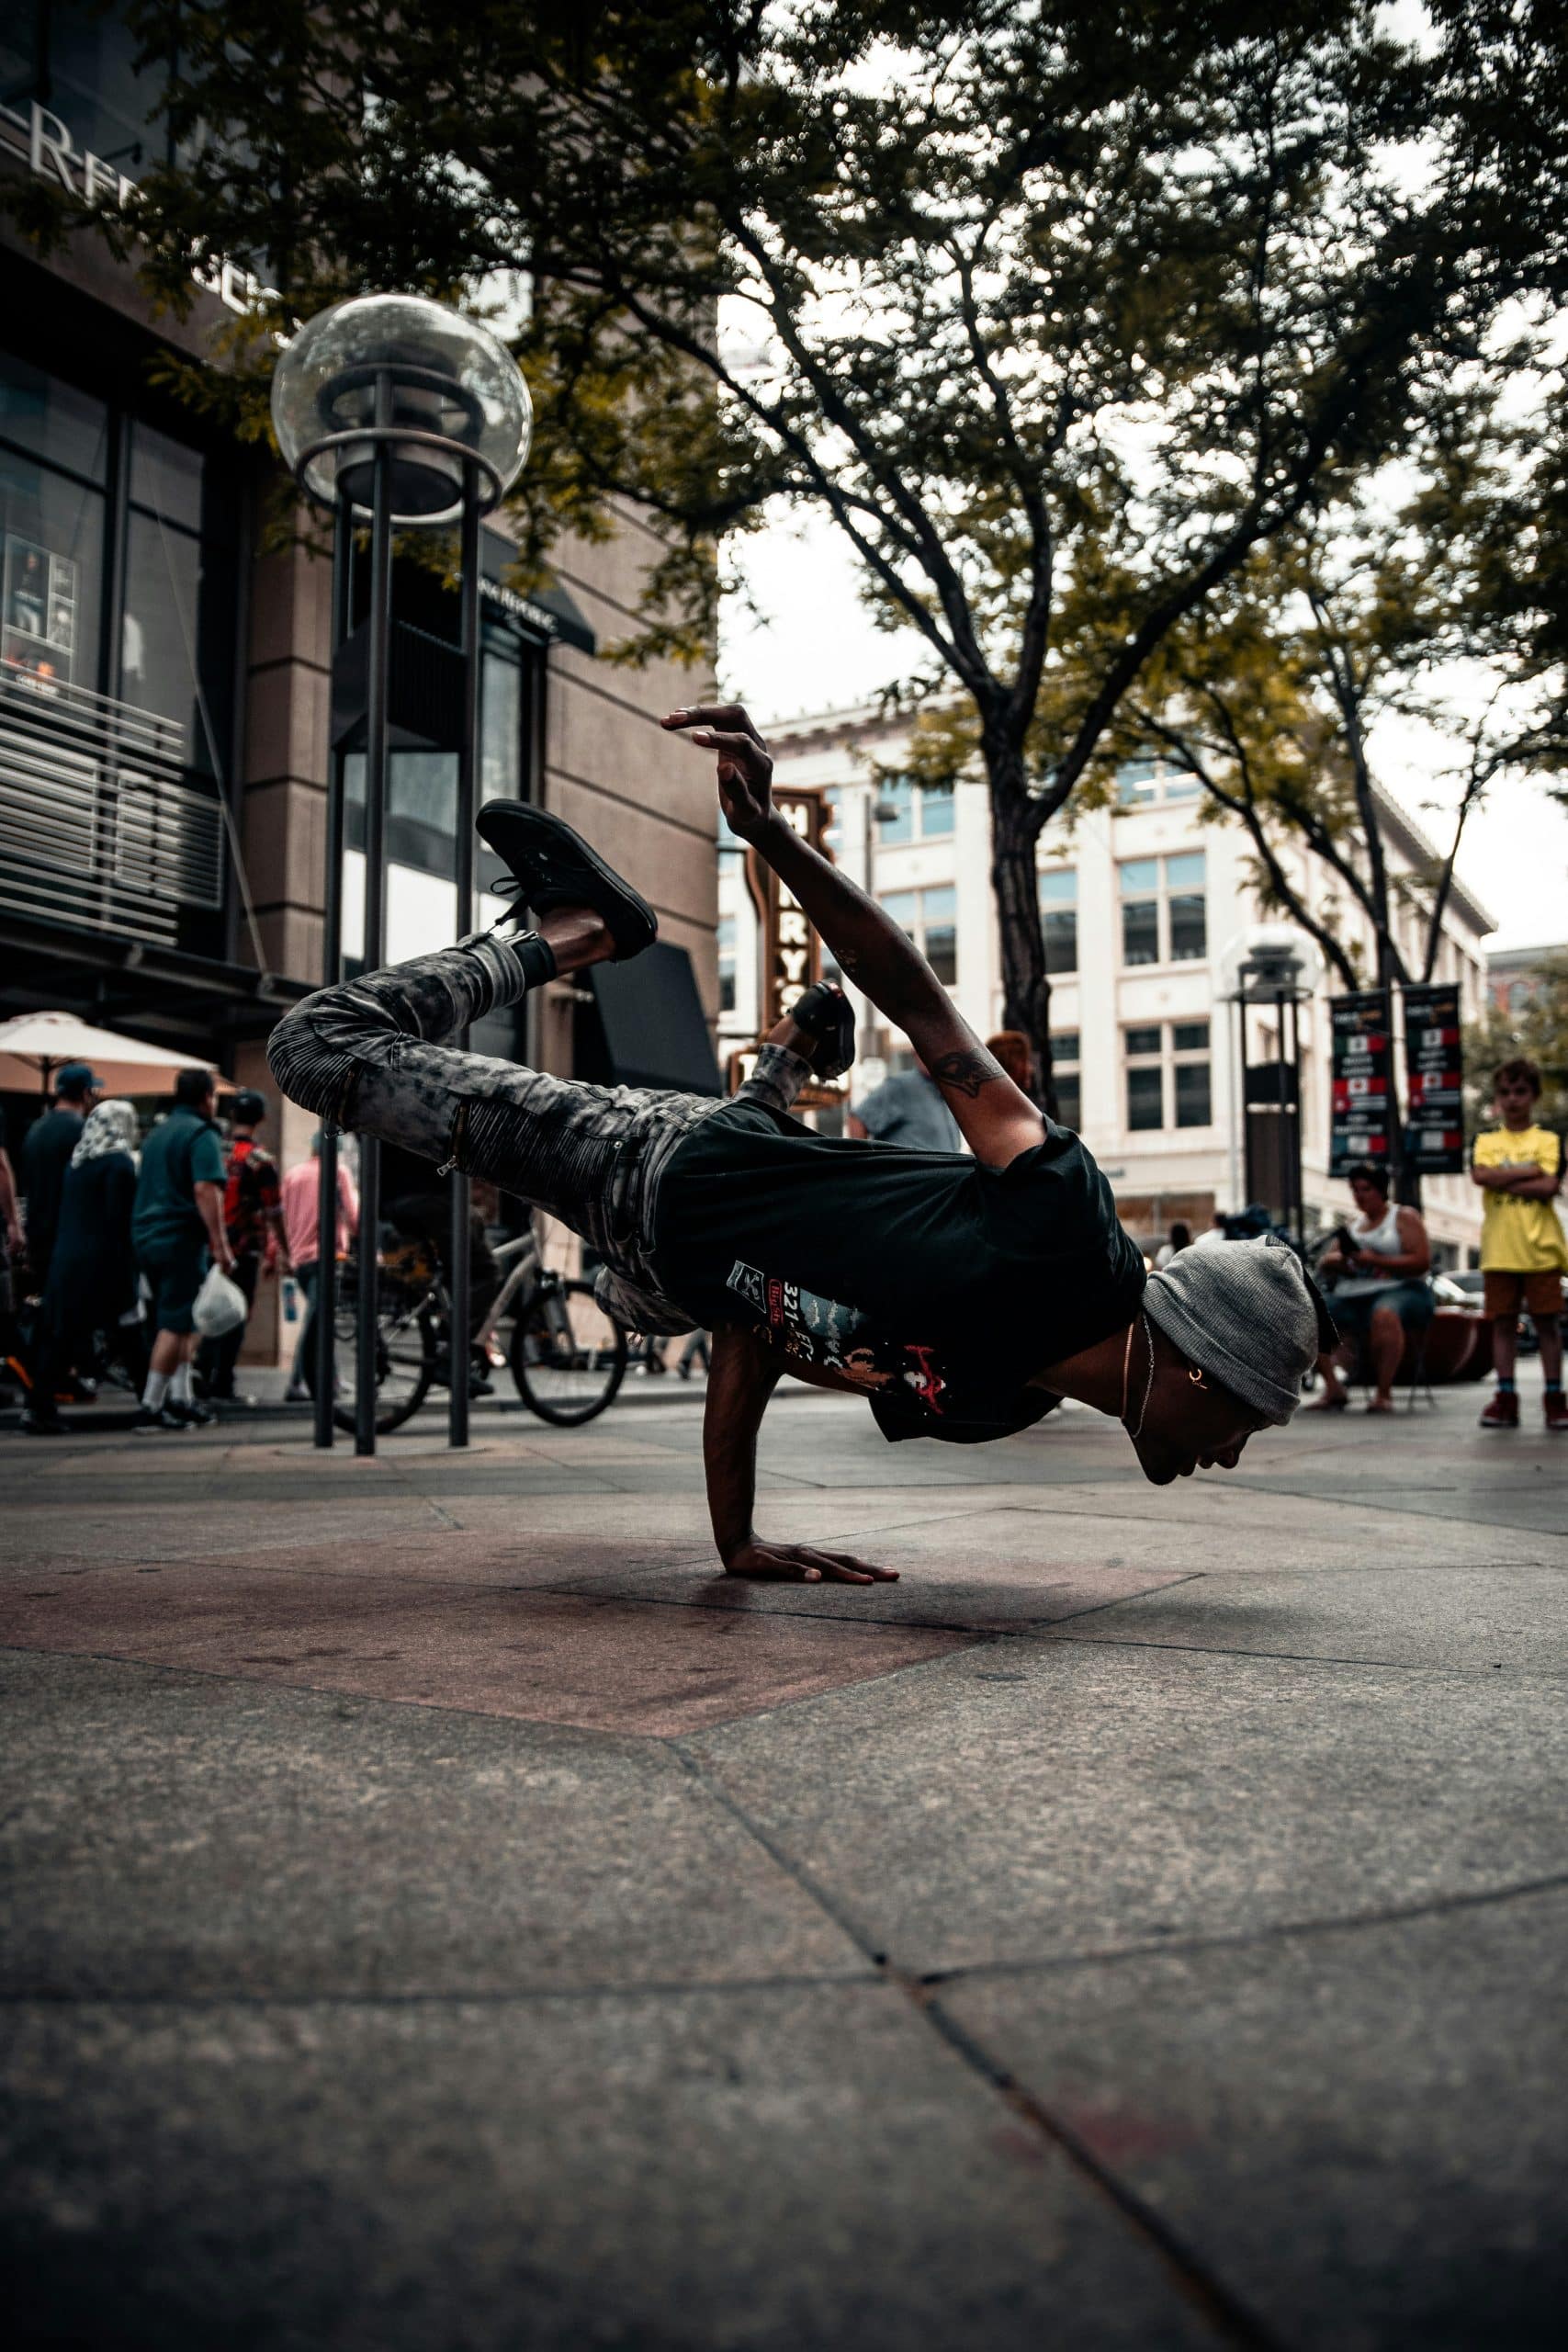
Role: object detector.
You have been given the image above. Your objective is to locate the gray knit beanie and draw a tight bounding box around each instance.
[1142,1234,1324,1426]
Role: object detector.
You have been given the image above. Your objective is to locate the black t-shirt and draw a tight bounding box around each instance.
[20,1106,85,1270]
[653,1102,1145,1443]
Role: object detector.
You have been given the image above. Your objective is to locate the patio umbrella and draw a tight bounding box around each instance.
[0,1011,234,1100]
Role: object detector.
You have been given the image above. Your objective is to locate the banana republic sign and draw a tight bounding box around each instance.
[1,97,277,315]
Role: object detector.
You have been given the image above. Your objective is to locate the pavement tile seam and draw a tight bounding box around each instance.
[915,1866,1568,1990]
[0,1641,716,1758]
[1033,1626,1568,1678]
[917,1991,1280,2352]
[0,1968,886,2011]
[666,1741,1276,2352]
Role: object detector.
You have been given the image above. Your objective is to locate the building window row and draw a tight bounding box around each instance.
[1038,854,1208,974]
[1120,853,1207,967]
[881,883,957,984]
[1051,1030,1081,1131]
[876,774,954,843]
[1115,755,1201,808]
[1125,1020,1213,1133]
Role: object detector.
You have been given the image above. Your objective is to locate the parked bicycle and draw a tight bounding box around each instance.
[305,1220,627,1434]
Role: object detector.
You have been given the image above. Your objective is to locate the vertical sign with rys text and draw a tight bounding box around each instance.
[1402,981,1465,1174]
[744,786,829,1035]
[739,785,844,1107]
[1329,991,1393,1174]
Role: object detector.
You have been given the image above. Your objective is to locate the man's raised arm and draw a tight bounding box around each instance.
[664,705,1045,1168]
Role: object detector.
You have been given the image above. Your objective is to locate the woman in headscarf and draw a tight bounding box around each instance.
[21,1100,141,1435]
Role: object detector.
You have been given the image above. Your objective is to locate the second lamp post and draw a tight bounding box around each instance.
[271,293,532,1454]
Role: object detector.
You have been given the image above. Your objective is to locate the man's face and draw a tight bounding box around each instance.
[1495,1076,1538,1128]
[1132,1377,1264,1486]
[1348,1172,1385,1221]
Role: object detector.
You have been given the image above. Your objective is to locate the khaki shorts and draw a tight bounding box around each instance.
[1483,1269,1565,1320]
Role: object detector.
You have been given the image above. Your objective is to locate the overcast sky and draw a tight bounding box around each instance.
[720,507,1568,956]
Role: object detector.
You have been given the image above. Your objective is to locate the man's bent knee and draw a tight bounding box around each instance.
[267,991,362,1124]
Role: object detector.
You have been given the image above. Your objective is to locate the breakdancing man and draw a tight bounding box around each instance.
[270,703,1325,1584]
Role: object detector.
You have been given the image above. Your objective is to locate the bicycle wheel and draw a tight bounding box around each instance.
[306,1283,439,1434]
[510,1277,627,1426]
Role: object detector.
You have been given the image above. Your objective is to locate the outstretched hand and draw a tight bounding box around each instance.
[664,705,775,842]
[723,1537,898,1586]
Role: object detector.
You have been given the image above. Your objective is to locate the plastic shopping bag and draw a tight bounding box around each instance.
[193,1263,247,1338]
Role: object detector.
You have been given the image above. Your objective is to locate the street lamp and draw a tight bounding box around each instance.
[1220,923,1325,1244]
[272,294,532,1456]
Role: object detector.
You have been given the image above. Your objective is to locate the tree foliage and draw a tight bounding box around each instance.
[8,2,1562,1102]
[1077,374,1566,1000]
[1466,956,1568,1136]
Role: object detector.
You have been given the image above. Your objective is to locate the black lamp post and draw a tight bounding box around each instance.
[1222,922,1325,1247]
[271,295,532,1454]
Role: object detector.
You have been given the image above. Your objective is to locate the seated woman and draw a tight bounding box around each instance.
[1314,1162,1433,1414]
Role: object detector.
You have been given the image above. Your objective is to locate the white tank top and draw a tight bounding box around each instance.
[1351,1200,1404,1259]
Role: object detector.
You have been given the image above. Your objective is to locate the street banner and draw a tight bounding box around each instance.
[1402,980,1465,1174]
[1328,990,1393,1174]
[740,785,845,1110]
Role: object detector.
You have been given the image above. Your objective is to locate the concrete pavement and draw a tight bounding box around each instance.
[2,1374,1565,2347]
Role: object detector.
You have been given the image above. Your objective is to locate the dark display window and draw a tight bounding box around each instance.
[0,349,238,763]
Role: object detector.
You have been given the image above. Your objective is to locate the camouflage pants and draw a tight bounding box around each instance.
[266,934,809,1332]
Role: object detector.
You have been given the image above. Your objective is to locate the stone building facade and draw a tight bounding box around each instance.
[1,13,716,1360]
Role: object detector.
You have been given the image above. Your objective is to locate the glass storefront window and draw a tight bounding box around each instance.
[0,353,109,481]
[481,640,523,797]
[19,1,173,176]
[1,450,104,690]
[130,420,207,532]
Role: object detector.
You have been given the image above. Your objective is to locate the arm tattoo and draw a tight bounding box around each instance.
[928,1047,1004,1101]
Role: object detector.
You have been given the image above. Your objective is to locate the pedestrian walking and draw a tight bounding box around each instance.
[20,1102,141,1437]
[1311,1164,1433,1414]
[130,1069,233,1431]
[676,1329,711,1379]
[1472,1057,1567,1431]
[267,703,1327,1584]
[19,1061,101,1297]
[0,1139,24,1396]
[279,1133,359,1399]
[1155,1221,1192,1269]
[198,1089,286,1407]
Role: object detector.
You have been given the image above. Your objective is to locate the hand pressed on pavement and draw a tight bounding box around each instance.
[723,1538,898,1586]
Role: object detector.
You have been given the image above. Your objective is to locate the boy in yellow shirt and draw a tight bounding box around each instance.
[1471,1057,1567,1430]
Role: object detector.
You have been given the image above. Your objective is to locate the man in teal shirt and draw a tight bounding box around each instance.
[131,1069,234,1431]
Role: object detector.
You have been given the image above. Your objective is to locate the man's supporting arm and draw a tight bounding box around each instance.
[664,705,1046,1168]
[704,1327,897,1584]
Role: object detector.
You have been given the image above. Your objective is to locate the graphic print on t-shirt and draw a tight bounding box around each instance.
[727,1258,949,1416]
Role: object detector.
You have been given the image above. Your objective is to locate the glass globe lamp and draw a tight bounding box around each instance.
[270,293,532,525]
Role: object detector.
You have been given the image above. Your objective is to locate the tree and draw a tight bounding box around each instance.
[1466,956,1568,1136]
[7,1,1548,1107]
[1098,378,1566,1005]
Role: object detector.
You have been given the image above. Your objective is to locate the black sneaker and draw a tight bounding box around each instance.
[166,1397,217,1428]
[476,802,658,962]
[789,979,856,1080]
[19,1408,65,1435]
[133,1404,188,1433]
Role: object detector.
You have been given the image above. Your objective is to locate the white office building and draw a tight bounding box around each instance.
[720,703,1493,1266]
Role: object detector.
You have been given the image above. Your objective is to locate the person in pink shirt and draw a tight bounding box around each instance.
[280,1133,359,1399]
